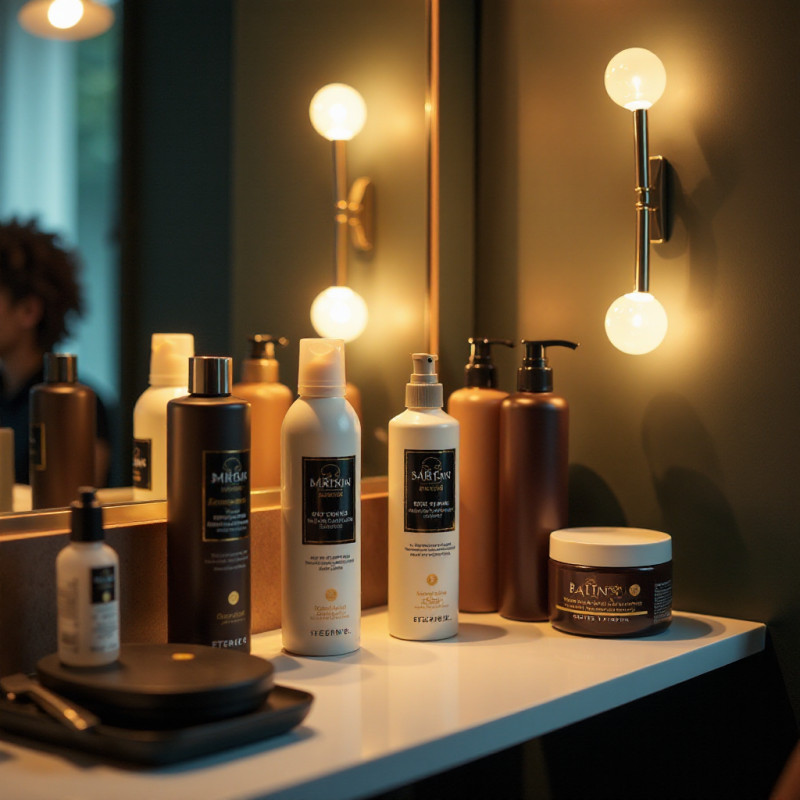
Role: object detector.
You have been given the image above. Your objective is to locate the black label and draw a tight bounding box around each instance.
[202,450,250,541]
[404,449,456,532]
[30,423,45,470]
[302,456,357,544]
[91,565,116,604]
[132,438,152,490]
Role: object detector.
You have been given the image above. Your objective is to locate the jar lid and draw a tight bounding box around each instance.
[549,526,671,568]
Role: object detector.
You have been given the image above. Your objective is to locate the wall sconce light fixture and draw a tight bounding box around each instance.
[603,48,671,355]
[308,83,373,342]
[18,0,114,41]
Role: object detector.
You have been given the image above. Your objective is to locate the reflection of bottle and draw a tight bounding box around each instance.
[389,353,459,641]
[133,333,194,500]
[447,338,513,612]
[232,335,292,489]
[0,428,13,511]
[498,340,578,621]
[167,357,251,652]
[281,339,361,656]
[57,487,120,667]
[30,353,96,509]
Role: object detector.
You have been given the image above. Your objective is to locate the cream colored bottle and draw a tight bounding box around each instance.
[57,487,120,667]
[132,333,194,501]
[281,338,361,656]
[232,334,292,489]
[388,353,459,640]
[447,338,513,612]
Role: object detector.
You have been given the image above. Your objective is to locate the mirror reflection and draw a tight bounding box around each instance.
[0,0,433,517]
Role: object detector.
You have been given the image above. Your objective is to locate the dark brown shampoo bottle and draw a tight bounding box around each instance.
[498,340,578,621]
[29,353,96,509]
[167,356,251,652]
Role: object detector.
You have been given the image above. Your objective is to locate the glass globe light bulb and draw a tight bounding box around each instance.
[604,48,666,111]
[605,291,668,355]
[309,83,367,141]
[48,0,84,28]
[310,286,368,342]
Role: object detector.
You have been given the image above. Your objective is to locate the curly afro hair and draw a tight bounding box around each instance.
[0,218,84,351]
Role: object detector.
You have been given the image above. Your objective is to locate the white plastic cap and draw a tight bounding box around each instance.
[550,527,672,568]
[149,333,195,386]
[297,338,346,397]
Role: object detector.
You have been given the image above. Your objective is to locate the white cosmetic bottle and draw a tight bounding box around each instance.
[56,487,120,667]
[132,333,194,500]
[281,338,361,656]
[388,353,459,640]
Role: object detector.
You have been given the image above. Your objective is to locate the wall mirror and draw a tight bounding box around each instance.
[0,0,475,527]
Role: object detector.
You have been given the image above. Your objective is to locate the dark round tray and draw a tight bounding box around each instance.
[37,643,274,729]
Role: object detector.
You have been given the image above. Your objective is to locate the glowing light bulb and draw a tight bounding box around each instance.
[310,286,368,342]
[47,0,83,28]
[309,84,367,141]
[605,291,668,355]
[604,48,666,110]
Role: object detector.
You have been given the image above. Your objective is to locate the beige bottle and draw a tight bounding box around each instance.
[447,338,513,612]
[233,335,293,489]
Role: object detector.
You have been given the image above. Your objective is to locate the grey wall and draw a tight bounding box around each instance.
[477,0,800,719]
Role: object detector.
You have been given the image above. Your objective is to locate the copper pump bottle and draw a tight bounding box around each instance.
[498,340,578,621]
[447,337,514,612]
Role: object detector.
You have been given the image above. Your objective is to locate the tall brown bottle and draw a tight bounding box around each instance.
[167,356,252,651]
[447,337,513,612]
[498,340,578,621]
[29,353,96,509]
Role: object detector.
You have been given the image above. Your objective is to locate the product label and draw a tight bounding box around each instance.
[30,423,45,470]
[132,438,152,490]
[302,456,356,544]
[404,449,456,532]
[90,566,116,604]
[202,450,250,541]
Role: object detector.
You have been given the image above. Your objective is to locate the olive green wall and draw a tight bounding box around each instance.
[477,0,800,718]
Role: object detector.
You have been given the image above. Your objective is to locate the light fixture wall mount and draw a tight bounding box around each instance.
[604,48,672,356]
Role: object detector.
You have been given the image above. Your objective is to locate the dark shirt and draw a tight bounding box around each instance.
[0,368,110,485]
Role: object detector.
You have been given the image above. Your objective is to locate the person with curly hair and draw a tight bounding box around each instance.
[0,219,109,488]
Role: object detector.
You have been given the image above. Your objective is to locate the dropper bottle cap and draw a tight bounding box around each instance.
[149,333,195,386]
[297,338,346,398]
[405,353,443,408]
[242,334,288,383]
[70,486,104,542]
[517,340,579,393]
[464,337,514,388]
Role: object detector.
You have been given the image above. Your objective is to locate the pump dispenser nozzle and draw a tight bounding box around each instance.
[406,353,443,408]
[517,339,578,392]
[243,335,289,383]
[70,486,104,542]
[464,338,514,388]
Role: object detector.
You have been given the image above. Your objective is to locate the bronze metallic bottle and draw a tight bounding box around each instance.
[498,340,578,621]
[167,356,251,651]
[29,353,96,509]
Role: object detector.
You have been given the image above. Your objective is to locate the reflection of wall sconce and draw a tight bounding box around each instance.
[603,48,671,355]
[18,0,114,41]
[308,83,373,342]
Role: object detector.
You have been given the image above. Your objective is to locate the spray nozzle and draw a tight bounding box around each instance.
[517,339,579,392]
[405,353,443,408]
[70,486,104,542]
[465,337,514,388]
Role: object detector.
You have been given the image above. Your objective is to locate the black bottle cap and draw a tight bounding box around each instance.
[44,353,78,383]
[70,487,104,542]
[247,335,288,360]
[190,356,232,396]
[517,340,579,393]
[464,338,515,388]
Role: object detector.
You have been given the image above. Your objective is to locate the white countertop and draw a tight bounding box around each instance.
[1,608,766,800]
